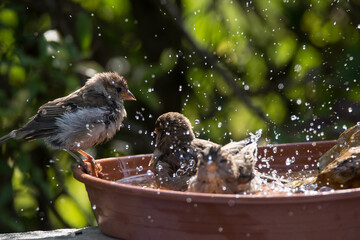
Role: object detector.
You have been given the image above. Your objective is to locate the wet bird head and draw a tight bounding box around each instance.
[154,112,195,145]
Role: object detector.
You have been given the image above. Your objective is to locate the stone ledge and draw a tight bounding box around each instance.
[0,227,117,240]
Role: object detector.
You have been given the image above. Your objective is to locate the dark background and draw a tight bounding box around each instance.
[1,0,360,232]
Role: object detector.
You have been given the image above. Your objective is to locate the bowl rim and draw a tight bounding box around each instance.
[73,140,360,205]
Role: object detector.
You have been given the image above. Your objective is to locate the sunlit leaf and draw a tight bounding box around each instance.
[227,100,266,139]
[0,28,15,55]
[0,8,18,28]
[269,33,297,67]
[9,65,26,87]
[55,194,88,228]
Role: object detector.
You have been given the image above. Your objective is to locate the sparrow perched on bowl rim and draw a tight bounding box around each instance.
[0,72,136,177]
[150,112,257,191]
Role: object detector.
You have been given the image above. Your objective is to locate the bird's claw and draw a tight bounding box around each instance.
[83,159,103,178]
[77,150,104,178]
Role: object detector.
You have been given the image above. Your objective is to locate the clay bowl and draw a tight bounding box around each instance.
[73,140,360,240]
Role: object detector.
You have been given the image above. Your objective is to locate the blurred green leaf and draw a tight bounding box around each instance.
[269,34,297,67]
[159,48,177,71]
[0,28,15,55]
[9,65,26,87]
[0,8,18,28]
[55,195,88,228]
[76,12,92,51]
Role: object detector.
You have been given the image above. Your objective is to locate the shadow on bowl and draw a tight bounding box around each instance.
[73,140,360,240]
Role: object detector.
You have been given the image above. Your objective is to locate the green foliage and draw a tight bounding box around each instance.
[1,0,360,233]
[76,12,92,51]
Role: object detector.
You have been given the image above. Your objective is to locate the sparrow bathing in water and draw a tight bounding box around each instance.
[0,72,136,177]
[188,144,258,194]
[150,112,258,191]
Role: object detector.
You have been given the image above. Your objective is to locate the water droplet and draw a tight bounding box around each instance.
[92,204,97,210]
[194,119,200,124]
[290,115,298,121]
[272,147,277,153]
[294,64,302,72]
[186,197,192,203]
[348,107,353,113]
[285,157,295,166]
[319,186,333,192]
[217,122,222,128]
[218,227,223,232]
[156,164,163,171]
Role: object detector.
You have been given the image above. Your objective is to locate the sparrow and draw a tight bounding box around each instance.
[149,112,257,191]
[318,124,360,171]
[316,146,360,189]
[315,124,360,189]
[187,143,258,194]
[0,72,136,177]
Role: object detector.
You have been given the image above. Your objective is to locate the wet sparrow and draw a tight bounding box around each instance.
[187,142,258,194]
[150,112,255,191]
[0,72,136,177]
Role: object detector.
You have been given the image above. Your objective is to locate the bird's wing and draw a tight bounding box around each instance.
[231,141,258,163]
[16,89,109,141]
[153,160,191,191]
[221,138,250,156]
[192,138,219,151]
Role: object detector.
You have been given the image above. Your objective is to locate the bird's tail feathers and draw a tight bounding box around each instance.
[0,130,16,144]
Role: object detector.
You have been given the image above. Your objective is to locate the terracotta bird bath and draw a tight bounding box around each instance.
[73,140,360,240]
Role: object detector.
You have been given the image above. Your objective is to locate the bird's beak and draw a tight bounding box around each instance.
[121,90,136,101]
[154,129,158,135]
[206,162,217,172]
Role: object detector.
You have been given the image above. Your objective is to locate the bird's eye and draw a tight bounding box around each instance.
[219,158,227,164]
[116,87,122,92]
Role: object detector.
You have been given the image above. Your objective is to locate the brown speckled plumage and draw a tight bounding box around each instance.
[0,72,136,177]
[150,112,256,191]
